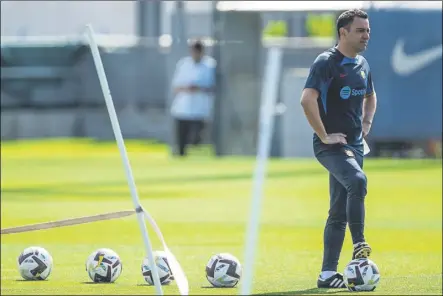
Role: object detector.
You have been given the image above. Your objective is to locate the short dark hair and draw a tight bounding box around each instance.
[336,9,368,38]
[191,40,204,53]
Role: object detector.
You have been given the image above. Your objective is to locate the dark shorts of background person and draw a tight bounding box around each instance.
[175,119,205,156]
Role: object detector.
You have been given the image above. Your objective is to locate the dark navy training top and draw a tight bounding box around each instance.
[304,47,375,149]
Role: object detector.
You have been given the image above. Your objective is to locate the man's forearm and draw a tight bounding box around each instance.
[188,85,214,93]
[203,86,215,93]
[173,86,188,95]
[301,98,328,140]
[362,93,377,124]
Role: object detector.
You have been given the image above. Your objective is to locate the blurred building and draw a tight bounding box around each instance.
[1,1,441,158]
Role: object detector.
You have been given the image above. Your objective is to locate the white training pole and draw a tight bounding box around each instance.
[84,24,163,295]
[1,210,135,235]
[143,209,189,295]
[240,46,283,295]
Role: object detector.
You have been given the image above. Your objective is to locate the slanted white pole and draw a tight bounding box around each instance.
[240,46,283,295]
[84,24,163,295]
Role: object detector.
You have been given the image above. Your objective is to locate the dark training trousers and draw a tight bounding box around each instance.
[314,143,368,272]
[175,119,205,156]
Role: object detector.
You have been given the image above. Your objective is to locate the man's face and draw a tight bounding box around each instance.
[342,17,370,53]
[191,48,203,62]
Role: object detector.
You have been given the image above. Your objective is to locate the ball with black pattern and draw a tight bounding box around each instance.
[343,258,380,291]
[205,253,242,288]
[17,246,53,280]
[85,248,122,283]
[141,250,174,285]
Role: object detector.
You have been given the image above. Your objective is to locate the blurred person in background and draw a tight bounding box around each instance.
[170,40,216,157]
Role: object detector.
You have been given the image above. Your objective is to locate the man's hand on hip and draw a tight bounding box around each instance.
[320,133,348,145]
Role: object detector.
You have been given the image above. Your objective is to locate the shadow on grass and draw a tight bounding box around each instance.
[136,284,173,287]
[2,159,440,199]
[1,169,321,198]
[200,285,237,289]
[15,279,49,282]
[80,281,114,284]
[255,287,347,295]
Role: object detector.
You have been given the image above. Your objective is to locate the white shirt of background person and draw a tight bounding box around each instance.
[170,42,216,121]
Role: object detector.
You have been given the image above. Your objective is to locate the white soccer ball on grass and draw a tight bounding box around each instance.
[85,248,122,283]
[141,250,174,285]
[17,246,53,280]
[343,258,380,291]
[205,253,242,288]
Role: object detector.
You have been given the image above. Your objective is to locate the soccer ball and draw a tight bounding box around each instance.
[17,246,53,280]
[85,248,122,283]
[205,253,242,288]
[141,251,174,285]
[343,258,380,291]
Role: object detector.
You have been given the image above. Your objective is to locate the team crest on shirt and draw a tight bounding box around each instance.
[344,149,355,158]
[360,70,366,79]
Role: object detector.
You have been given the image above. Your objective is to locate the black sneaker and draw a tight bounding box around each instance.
[353,242,372,259]
[317,273,346,289]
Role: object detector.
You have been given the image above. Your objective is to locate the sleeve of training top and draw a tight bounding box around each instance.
[201,57,216,88]
[207,65,216,88]
[304,56,330,93]
[171,58,187,88]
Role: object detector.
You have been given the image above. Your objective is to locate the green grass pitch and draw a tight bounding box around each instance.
[1,139,441,295]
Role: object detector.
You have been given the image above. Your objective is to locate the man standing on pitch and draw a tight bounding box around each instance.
[170,41,216,157]
[300,9,377,288]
